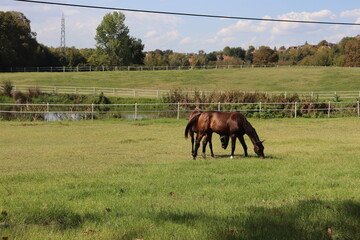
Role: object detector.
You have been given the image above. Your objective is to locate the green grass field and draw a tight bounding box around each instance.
[1,67,360,91]
[1,118,359,239]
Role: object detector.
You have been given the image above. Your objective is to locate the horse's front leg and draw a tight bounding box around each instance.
[230,135,237,159]
[238,135,248,157]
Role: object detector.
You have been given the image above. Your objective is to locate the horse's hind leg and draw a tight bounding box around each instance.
[238,135,248,157]
[202,135,208,159]
[207,132,215,158]
[191,132,195,155]
[193,133,204,160]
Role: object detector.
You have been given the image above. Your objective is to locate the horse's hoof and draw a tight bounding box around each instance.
[230,155,234,159]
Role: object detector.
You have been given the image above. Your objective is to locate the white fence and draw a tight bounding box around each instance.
[1,64,295,73]
[2,65,360,73]
[1,101,359,121]
[13,85,360,100]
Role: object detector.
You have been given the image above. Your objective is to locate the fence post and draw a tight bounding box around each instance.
[294,102,297,118]
[91,103,94,120]
[47,103,49,122]
[218,102,221,111]
[177,102,180,120]
[358,101,359,117]
[328,101,331,118]
[259,102,262,113]
[134,103,138,120]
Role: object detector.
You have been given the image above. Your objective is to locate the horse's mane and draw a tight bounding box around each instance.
[184,112,201,139]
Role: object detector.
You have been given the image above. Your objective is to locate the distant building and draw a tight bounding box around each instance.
[288,46,298,50]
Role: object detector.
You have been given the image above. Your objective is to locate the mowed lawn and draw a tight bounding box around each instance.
[1,67,360,91]
[0,118,359,239]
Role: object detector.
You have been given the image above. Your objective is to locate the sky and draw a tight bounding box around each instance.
[1,0,360,53]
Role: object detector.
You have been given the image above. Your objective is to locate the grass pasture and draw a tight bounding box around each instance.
[0,118,359,239]
[1,67,360,91]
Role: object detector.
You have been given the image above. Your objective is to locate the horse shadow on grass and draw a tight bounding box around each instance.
[154,199,360,240]
[204,154,279,160]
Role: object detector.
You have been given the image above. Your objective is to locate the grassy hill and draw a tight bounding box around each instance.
[1,66,359,91]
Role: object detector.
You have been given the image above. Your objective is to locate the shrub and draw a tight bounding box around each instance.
[1,80,14,97]
[28,87,42,98]
[12,90,28,103]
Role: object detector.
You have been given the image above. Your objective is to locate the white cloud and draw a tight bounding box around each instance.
[271,10,335,35]
[180,37,192,45]
[146,30,180,45]
[340,9,360,18]
[145,31,157,38]
[217,21,253,36]
[127,12,183,27]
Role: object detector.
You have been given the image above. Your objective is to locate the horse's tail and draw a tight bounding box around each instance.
[184,112,201,139]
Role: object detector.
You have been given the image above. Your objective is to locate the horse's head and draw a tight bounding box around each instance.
[220,135,229,149]
[254,140,265,158]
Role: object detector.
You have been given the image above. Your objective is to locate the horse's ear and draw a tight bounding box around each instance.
[261,140,265,143]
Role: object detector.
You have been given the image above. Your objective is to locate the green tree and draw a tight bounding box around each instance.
[0,11,39,67]
[252,46,278,65]
[93,11,144,66]
[244,46,255,63]
[344,39,360,67]
[144,50,168,66]
[313,47,332,66]
[222,46,245,59]
[168,53,190,66]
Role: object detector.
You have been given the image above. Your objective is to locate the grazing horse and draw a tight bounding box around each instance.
[186,111,229,158]
[185,111,265,160]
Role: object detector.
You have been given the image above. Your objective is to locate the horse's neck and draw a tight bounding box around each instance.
[245,123,260,146]
[248,134,258,146]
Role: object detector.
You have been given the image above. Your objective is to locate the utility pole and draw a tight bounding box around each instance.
[60,13,66,52]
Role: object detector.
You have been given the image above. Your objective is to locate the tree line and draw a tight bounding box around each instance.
[1,11,359,69]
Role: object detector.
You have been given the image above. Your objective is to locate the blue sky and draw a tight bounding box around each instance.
[1,0,360,52]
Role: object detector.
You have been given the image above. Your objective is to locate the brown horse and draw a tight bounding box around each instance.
[186,111,229,158]
[185,111,265,160]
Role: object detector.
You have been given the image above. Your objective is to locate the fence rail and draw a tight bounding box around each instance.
[1,101,359,121]
[13,85,360,100]
[1,64,300,73]
[2,65,360,73]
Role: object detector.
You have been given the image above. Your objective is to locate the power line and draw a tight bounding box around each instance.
[14,0,360,26]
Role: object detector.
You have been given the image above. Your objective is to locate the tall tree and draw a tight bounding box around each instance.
[253,46,278,65]
[0,11,39,67]
[344,39,360,67]
[93,11,144,66]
